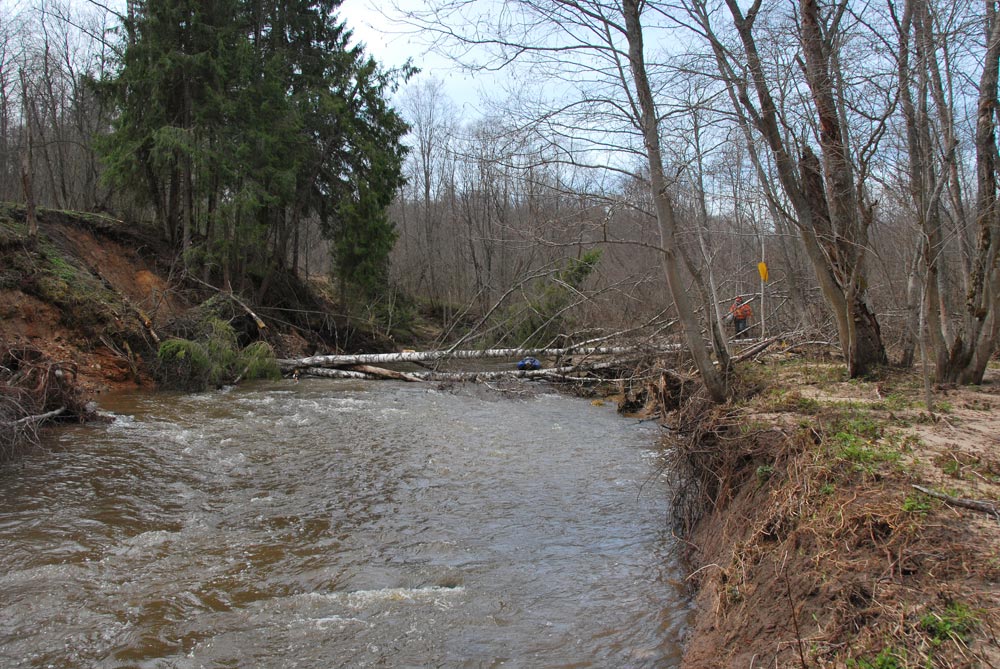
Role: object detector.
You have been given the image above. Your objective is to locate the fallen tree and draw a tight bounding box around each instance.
[301,361,622,382]
[278,345,663,371]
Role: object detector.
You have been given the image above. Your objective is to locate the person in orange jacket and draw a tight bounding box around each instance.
[729,297,753,338]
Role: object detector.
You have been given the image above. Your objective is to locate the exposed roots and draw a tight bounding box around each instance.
[670,381,1000,668]
[0,344,96,460]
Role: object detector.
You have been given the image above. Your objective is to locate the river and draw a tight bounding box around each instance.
[0,379,690,668]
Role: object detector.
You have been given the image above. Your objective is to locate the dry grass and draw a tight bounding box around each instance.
[0,344,96,460]
[671,356,1000,668]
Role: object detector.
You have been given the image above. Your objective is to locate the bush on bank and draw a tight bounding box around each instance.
[155,318,280,391]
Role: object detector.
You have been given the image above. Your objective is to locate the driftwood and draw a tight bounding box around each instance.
[279,345,656,370]
[911,484,999,519]
[347,365,423,382]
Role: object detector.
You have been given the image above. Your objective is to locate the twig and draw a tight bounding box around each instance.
[9,406,66,427]
[911,484,999,519]
[784,570,810,669]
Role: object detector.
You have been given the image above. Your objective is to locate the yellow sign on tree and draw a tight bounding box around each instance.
[758,261,769,282]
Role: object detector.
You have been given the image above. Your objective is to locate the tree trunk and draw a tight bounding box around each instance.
[935,1,1000,384]
[623,0,729,402]
[704,0,887,377]
[279,345,653,370]
[19,69,37,245]
[798,0,887,376]
[898,242,922,368]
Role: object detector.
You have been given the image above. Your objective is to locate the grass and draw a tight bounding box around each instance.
[901,493,932,515]
[755,464,774,483]
[872,392,912,412]
[823,412,903,475]
[847,647,905,669]
[920,601,980,647]
[763,388,822,414]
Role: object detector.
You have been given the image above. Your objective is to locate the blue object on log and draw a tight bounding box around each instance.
[517,357,541,370]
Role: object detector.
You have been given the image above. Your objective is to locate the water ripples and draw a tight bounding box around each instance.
[0,380,689,667]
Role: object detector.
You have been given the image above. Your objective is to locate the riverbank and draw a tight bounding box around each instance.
[3,203,998,666]
[674,358,1000,668]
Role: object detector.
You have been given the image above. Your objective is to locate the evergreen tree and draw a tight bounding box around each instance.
[96,0,409,299]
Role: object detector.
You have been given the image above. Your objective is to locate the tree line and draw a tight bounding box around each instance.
[389,0,1000,400]
[2,0,999,402]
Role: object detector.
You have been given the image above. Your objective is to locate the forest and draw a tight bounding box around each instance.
[3,2,1000,666]
[1,0,999,402]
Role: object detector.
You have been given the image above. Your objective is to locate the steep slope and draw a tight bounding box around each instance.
[0,203,183,393]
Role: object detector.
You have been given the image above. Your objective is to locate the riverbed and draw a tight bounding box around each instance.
[0,379,689,668]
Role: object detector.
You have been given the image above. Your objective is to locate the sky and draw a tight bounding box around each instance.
[337,0,487,115]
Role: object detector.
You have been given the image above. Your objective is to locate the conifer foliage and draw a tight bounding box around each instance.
[97,0,410,298]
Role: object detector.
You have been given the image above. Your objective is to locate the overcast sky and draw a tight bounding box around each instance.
[337,0,492,115]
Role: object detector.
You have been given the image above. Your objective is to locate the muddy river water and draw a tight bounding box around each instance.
[0,379,690,667]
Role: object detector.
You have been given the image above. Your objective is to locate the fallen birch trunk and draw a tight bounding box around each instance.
[280,345,662,370]
[302,362,619,382]
[347,365,424,382]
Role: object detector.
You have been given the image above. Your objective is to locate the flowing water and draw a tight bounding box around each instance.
[0,379,690,668]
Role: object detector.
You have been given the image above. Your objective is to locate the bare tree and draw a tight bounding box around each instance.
[891,0,1000,383]
[399,77,459,307]
[684,0,893,377]
[396,0,732,400]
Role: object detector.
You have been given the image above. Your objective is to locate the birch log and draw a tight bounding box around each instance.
[280,345,662,370]
[347,365,424,382]
[303,362,619,382]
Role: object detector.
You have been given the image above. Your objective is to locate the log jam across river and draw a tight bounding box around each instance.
[0,379,691,667]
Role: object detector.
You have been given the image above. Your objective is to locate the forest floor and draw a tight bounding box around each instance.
[1,204,998,667]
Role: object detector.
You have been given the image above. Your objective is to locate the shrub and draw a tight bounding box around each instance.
[156,318,279,390]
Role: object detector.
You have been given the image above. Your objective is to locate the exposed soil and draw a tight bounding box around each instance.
[0,204,390,396]
[0,206,186,395]
[677,360,1000,668]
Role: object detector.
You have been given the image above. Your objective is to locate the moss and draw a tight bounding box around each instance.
[155,318,280,391]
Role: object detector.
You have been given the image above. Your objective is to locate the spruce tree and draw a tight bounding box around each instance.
[97,0,410,299]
